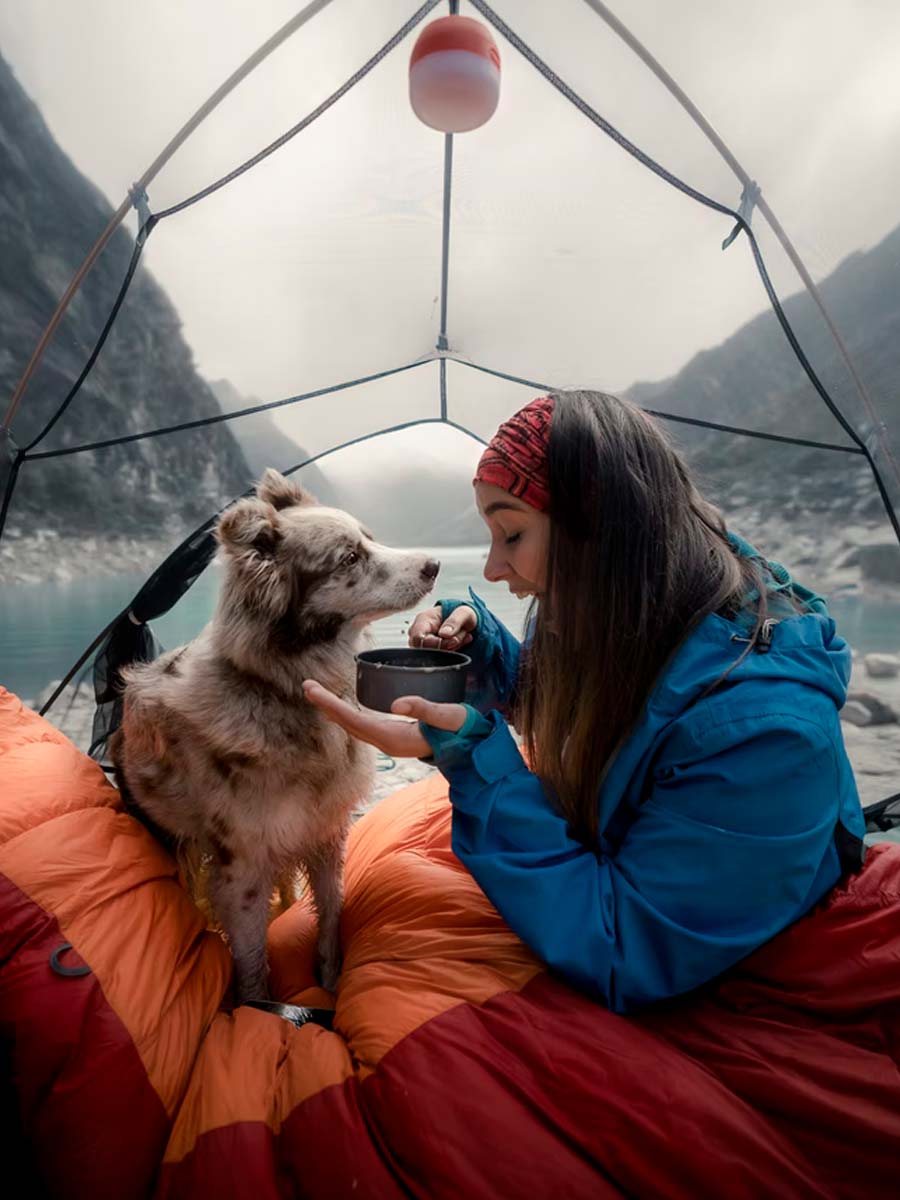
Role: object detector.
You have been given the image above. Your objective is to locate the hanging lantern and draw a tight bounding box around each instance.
[409,15,501,133]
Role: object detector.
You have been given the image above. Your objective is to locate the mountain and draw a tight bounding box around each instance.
[207,378,339,506]
[209,380,485,545]
[0,52,251,538]
[626,224,900,534]
[3,40,896,571]
[325,456,487,548]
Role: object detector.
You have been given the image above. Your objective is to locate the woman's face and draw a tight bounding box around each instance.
[475,482,550,598]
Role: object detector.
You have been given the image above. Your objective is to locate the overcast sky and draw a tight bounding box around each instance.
[2,0,899,481]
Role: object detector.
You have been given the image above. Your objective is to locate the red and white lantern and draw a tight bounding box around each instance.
[409,15,501,133]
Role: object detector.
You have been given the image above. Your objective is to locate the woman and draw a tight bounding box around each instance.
[303,390,865,1013]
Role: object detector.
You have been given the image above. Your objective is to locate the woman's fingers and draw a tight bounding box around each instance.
[409,604,478,651]
[408,606,442,648]
[438,630,474,652]
[437,605,477,640]
[302,681,378,738]
[302,681,431,758]
[391,696,468,732]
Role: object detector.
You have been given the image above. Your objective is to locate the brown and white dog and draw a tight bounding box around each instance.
[110,469,439,1003]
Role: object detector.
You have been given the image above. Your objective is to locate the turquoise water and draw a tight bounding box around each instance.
[0,547,528,702]
[1,548,897,702]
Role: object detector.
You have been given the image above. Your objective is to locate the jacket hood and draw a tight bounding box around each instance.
[649,608,851,721]
[595,607,851,843]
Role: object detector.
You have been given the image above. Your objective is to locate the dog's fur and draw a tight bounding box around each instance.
[109,469,439,1003]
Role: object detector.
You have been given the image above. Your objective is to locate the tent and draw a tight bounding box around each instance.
[1,5,900,1195]
[1,0,897,820]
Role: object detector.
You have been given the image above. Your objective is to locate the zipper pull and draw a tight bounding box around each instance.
[756,619,778,653]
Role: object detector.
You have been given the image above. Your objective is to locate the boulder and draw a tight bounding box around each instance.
[835,546,860,569]
[858,543,900,584]
[844,691,898,726]
[841,701,872,727]
[864,654,900,679]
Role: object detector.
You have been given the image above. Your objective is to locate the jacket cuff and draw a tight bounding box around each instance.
[469,712,527,782]
[428,710,526,791]
[419,704,493,769]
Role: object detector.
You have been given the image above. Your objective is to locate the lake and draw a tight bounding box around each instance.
[0,547,529,702]
[1,546,897,702]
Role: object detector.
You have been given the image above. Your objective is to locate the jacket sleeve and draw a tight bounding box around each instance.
[444,709,843,1013]
[438,590,522,718]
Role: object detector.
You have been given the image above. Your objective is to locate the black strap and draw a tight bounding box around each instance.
[834,820,866,876]
[49,942,92,978]
[243,1000,335,1030]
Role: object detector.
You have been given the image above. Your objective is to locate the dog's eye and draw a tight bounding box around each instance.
[343,550,359,567]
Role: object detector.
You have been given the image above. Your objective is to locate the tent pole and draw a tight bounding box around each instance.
[580,0,898,486]
[1,0,337,434]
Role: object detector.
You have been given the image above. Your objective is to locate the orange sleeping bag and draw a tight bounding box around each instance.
[2,685,899,1199]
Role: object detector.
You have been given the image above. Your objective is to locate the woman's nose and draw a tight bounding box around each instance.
[483,546,506,582]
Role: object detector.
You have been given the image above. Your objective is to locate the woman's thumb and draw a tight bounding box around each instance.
[438,605,475,638]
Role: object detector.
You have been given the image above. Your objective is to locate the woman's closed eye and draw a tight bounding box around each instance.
[504,532,522,546]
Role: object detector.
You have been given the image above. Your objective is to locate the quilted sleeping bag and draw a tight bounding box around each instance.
[1,685,899,1199]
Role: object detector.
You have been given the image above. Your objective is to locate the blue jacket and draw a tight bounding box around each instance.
[430,561,865,1014]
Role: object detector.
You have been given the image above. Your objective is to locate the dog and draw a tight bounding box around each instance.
[109,468,440,1003]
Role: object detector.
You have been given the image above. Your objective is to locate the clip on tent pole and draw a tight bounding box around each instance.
[721,181,761,251]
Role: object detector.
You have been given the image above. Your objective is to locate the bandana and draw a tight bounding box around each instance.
[473,395,554,512]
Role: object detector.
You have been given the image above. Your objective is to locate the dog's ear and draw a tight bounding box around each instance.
[255,468,317,512]
[216,498,281,557]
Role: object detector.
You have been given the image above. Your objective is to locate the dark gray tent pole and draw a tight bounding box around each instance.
[437,0,458,415]
[437,132,454,358]
[579,0,900,493]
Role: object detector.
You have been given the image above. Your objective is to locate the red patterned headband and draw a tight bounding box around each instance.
[473,395,554,512]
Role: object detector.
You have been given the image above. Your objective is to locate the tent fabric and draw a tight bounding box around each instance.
[4,0,899,507]
[2,687,899,1199]
[3,0,900,747]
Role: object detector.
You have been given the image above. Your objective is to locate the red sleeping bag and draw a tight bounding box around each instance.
[1,687,899,1198]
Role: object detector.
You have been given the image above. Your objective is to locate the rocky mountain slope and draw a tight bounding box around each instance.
[208,378,487,546]
[2,42,898,576]
[626,224,900,581]
[207,378,339,505]
[0,52,250,540]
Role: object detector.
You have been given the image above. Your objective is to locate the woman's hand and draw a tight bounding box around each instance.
[408,603,477,652]
[302,681,467,758]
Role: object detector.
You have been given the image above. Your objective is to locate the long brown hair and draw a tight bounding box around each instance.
[519,390,768,848]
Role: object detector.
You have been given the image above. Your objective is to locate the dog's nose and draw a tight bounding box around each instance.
[421,559,440,581]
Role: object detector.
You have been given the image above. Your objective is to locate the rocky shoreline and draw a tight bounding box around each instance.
[0,526,179,586]
[9,513,900,814]
[2,518,900,593]
[29,654,900,813]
